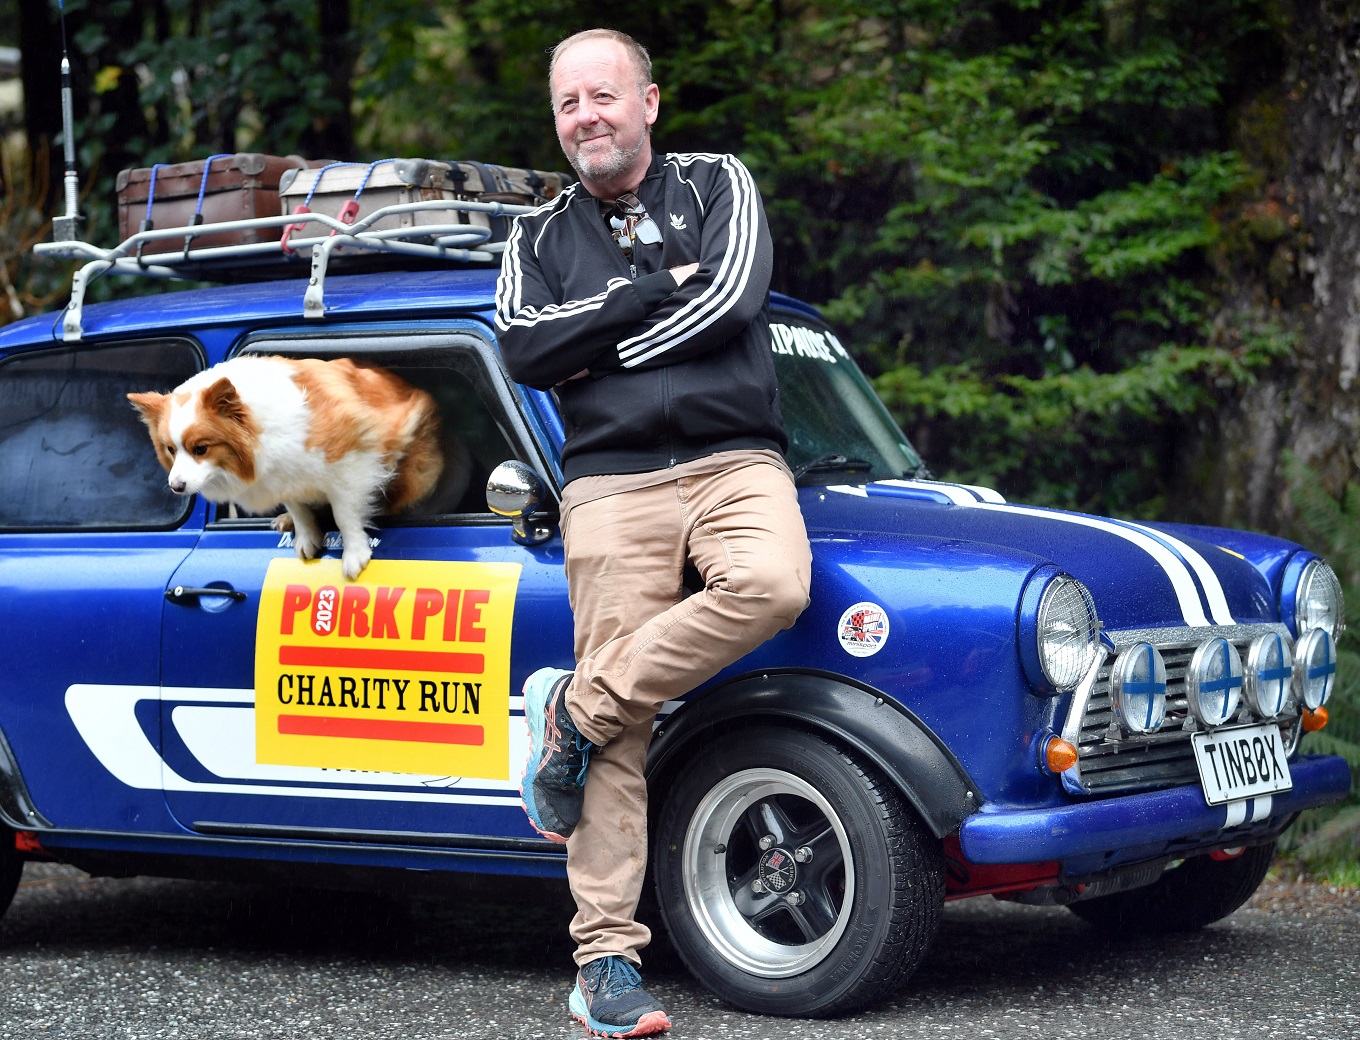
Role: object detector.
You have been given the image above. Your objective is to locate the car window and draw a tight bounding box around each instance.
[223,338,520,521]
[770,314,924,481]
[397,364,514,515]
[0,339,201,529]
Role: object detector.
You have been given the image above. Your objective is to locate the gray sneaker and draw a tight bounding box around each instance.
[569,956,672,1037]
[520,667,594,842]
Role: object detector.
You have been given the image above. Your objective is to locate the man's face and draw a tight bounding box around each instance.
[551,38,658,194]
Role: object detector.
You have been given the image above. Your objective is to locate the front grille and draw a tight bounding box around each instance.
[1061,625,1303,795]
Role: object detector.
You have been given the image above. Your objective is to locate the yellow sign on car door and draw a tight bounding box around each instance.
[254,558,521,778]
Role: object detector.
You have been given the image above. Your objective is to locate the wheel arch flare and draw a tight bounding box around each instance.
[645,669,980,839]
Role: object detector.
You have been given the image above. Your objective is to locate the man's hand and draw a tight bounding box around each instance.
[554,265,698,384]
[670,263,700,286]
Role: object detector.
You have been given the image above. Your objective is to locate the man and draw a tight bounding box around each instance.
[494,28,811,1039]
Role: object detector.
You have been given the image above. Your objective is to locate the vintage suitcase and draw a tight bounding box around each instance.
[116,153,320,257]
[276,158,572,249]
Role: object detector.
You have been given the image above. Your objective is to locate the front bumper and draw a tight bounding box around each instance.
[958,753,1351,864]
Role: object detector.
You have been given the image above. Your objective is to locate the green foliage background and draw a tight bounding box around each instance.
[1282,456,1360,872]
[3,0,1305,519]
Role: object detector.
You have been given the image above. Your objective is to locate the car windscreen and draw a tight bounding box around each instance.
[770,313,925,486]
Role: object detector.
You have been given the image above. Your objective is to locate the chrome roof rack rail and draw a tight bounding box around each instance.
[33,197,535,341]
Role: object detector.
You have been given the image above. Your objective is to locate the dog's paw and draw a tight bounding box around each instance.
[271,513,295,534]
[342,542,372,580]
[292,525,323,561]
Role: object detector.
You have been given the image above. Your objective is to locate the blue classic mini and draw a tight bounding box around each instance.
[0,164,1349,1018]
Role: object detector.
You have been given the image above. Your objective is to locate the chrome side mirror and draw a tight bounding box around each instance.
[486,460,554,546]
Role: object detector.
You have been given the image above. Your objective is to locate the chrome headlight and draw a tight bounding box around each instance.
[1244,632,1294,719]
[1295,627,1338,710]
[1036,578,1101,691]
[1186,637,1244,727]
[1111,642,1167,733]
[1295,559,1344,642]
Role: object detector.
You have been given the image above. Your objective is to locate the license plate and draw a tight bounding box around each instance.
[1192,722,1293,806]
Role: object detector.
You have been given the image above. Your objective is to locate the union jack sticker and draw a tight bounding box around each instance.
[837,601,890,658]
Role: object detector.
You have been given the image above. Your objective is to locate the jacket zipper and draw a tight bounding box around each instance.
[662,365,676,466]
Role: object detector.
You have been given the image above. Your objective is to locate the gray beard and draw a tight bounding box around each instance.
[569,134,645,185]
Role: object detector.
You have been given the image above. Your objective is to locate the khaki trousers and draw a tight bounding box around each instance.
[558,458,812,965]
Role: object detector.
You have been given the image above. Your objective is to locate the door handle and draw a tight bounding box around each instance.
[165,585,247,605]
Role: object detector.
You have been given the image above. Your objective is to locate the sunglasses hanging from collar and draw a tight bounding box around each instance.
[607,191,662,277]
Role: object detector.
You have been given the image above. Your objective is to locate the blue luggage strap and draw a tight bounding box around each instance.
[181,153,233,259]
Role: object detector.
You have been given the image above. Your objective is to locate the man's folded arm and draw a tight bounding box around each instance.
[494,221,676,390]
[607,154,773,374]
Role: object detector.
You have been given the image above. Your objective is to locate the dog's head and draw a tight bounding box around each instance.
[128,376,257,500]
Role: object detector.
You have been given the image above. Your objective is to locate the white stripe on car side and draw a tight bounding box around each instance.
[66,684,527,807]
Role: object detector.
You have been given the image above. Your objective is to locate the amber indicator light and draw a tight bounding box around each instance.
[1044,735,1079,773]
[1302,706,1330,732]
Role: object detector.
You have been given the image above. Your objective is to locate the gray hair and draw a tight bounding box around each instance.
[549,29,653,95]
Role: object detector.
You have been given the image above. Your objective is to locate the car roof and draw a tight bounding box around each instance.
[0,265,825,351]
[0,267,505,349]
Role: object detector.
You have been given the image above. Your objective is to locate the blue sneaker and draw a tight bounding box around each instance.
[520,667,594,842]
[569,956,672,1037]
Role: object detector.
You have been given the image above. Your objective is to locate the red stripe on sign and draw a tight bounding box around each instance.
[277,714,485,746]
[278,645,484,674]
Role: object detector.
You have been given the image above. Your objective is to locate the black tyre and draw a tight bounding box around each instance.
[1066,841,1275,933]
[652,726,944,1017]
[0,823,19,920]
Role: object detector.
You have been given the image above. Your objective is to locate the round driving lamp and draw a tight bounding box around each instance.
[1186,637,1244,728]
[1295,559,1344,642]
[1110,642,1167,734]
[1036,578,1100,691]
[1243,632,1294,719]
[1295,627,1338,711]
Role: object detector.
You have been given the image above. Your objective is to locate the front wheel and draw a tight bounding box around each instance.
[1066,841,1275,933]
[652,726,944,1017]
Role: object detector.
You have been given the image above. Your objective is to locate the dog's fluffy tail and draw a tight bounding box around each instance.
[386,390,444,512]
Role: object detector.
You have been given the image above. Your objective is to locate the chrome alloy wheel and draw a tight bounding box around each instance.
[681,767,855,978]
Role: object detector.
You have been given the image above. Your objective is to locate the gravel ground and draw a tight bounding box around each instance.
[0,861,1355,1040]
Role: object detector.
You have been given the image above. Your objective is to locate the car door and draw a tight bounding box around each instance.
[156,328,575,849]
[0,337,203,834]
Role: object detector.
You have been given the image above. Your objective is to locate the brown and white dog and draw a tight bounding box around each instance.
[129,355,443,579]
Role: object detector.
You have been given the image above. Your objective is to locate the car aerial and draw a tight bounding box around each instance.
[0,164,1350,1018]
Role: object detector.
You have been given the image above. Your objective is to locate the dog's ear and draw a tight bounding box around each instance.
[127,391,167,427]
[203,377,252,426]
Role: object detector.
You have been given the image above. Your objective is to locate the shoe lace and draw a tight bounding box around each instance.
[570,733,593,787]
[541,691,593,788]
[588,956,643,1000]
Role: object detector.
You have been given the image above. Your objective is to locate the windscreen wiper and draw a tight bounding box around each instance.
[791,453,874,485]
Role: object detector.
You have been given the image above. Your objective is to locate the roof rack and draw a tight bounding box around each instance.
[33,197,536,342]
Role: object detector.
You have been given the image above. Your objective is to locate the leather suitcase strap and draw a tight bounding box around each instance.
[278,159,494,242]
[116,153,318,257]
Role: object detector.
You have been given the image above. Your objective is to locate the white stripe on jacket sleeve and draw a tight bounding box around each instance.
[616,153,764,368]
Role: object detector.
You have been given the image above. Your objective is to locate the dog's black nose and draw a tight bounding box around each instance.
[170,479,187,494]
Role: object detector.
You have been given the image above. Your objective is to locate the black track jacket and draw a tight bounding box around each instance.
[494,151,786,484]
